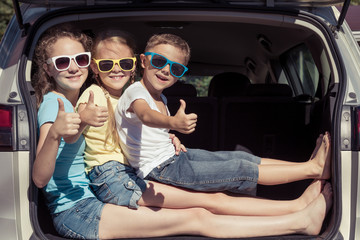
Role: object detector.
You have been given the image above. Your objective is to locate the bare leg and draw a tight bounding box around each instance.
[258,132,331,185]
[138,180,322,216]
[98,183,332,239]
[136,134,327,216]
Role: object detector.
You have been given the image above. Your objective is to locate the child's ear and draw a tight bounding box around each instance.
[90,61,99,74]
[140,54,146,69]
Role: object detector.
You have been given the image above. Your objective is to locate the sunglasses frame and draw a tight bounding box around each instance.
[46,52,91,71]
[144,52,188,77]
[92,57,137,73]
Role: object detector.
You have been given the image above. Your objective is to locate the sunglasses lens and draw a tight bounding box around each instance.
[55,57,70,70]
[120,59,134,71]
[151,55,167,68]
[171,63,186,77]
[98,60,114,72]
[76,54,90,67]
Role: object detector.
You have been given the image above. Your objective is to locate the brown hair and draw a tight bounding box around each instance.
[145,33,191,65]
[92,29,137,150]
[32,25,92,108]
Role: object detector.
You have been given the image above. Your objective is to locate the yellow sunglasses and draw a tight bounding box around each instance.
[92,57,136,73]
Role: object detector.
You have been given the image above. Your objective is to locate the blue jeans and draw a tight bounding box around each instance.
[52,197,104,240]
[147,148,261,196]
[88,161,148,209]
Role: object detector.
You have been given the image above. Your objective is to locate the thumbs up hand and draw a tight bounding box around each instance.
[79,90,109,127]
[172,99,197,134]
[52,98,81,138]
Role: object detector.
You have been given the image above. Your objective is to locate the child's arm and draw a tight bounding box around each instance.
[66,91,109,143]
[32,99,81,188]
[131,98,197,134]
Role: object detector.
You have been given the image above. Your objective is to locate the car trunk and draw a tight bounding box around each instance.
[18,1,345,239]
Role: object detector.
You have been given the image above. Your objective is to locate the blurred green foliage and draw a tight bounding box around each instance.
[0,0,14,42]
[181,76,212,97]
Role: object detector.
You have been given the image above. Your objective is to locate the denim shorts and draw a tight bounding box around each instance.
[147,148,261,196]
[52,197,104,240]
[88,161,148,209]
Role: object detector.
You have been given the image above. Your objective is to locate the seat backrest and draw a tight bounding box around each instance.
[167,96,219,151]
[163,81,197,97]
[218,97,306,158]
[246,84,293,97]
[208,72,250,97]
[164,81,218,150]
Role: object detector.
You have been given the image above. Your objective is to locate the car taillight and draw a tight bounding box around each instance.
[0,105,13,150]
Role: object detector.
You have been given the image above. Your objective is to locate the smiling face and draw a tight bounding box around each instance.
[140,44,187,99]
[91,40,134,97]
[45,36,89,98]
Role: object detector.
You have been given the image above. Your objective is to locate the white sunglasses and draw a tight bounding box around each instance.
[46,52,91,71]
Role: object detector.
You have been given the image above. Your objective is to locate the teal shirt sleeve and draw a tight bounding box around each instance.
[38,93,74,128]
[38,97,59,127]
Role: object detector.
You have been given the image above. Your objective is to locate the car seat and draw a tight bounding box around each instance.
[208,72,251,97]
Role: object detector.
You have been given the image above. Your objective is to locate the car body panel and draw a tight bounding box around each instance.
[344,5,360,44]
[339,150,360,240]
[1,1,360,239]
[0,151,31,240]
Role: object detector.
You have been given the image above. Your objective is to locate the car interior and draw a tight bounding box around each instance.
[31,8,336,239]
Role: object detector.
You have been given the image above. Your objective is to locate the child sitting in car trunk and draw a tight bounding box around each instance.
[115,33,332,196]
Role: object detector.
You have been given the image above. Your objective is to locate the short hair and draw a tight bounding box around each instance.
[145,33,191,65]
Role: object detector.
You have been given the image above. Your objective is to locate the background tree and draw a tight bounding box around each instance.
[0,0,14,42]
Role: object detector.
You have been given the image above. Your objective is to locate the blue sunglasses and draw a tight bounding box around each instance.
[145,52,188,77]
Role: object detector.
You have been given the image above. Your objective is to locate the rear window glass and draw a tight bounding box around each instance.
[281,44,320,97]
[181,76,212,97]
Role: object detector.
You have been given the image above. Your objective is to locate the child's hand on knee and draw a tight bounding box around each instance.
[169,133,187,155]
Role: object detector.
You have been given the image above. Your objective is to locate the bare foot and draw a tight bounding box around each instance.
[302,182,333,235]
[310,132,331,179]
[310,134,324,160]
[296,180,323,211]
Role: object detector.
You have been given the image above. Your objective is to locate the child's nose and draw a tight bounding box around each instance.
[113,63,121,72]
[162,63,171,74]
[68,59,79,72]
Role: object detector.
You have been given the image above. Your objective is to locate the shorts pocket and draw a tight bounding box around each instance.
[158,158,177,178]
[90,181,118,204]
[90,166,116,182]
[60,223,86,240]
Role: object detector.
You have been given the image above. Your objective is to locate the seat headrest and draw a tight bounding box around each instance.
[246,84,293,97]
[163,81,197,97]
[208,72,250,97]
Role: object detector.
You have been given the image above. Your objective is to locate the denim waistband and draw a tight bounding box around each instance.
[89,161,127,178]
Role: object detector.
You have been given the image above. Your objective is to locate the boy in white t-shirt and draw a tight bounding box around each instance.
[115,33,331,196]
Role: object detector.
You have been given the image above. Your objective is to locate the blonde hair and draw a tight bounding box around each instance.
[32,25,92,108]
[145,33,191,65]
[92,29,137,150]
